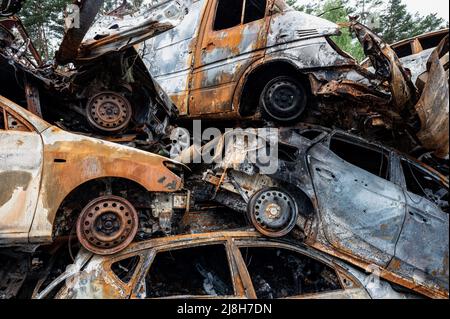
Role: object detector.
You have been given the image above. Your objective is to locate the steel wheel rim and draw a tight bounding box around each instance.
[263,80,306,122]
[247,188,298,237]
[86,92,132,133]
[77,195,138,255]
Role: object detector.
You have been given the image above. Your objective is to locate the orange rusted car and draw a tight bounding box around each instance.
[0,95,187,255]
[142,0,392,123]
[34,231,421,299]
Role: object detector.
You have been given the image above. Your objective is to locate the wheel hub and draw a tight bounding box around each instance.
[265,203,282,219]
[77,195,138,255]
[86,92,132,134]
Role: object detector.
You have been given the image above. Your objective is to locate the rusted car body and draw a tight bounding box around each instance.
[413,35,449,160]
[143,0,395,123]
[0,95,187,255]
[0,1,192,151]
[350,22,449,166]
[195,126,448,298]
[34,231,420,299]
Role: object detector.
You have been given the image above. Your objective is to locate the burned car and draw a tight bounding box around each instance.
[143,0,408,125]
[34,231,420,299]
[188,125,449,298]
[0,95,188,256]
[0,0,192,153]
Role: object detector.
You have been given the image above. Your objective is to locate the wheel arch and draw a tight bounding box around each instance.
[234,58,312,117]
[50,176,149,239]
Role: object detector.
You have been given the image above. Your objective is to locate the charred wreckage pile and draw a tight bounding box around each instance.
[0,0,448,299]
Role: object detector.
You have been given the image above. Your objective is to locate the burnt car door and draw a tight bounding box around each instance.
[0,104,43,243]
[233,241,369,299]
[132,240,245,299]
[307,132,406,267]
[142,0,206,116]
[387,157,449,294]
[189,0,270,116]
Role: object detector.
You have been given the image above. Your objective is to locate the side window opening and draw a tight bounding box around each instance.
[243,0,267,24]
[145,245,233,298]
[2,111,30,132]
[300,130,324,141]
[214,0,244,31]
[0,107,5,130]
[330,136,389,180]
[111,256,140,284]
[401,160,448,212]
[278,143,298,162]
[240,247,342,298]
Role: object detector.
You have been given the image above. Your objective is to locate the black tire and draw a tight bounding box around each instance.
[259,76,308,123]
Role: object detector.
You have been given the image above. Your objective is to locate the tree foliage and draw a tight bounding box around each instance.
[287,0,447,60]
[19,0,72,60]
[18,0,144,60]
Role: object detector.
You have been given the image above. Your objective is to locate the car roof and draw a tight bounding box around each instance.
[286,124,448,184]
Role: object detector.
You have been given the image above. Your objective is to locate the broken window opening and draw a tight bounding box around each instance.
[111,255,140,284]
[0,107,5,130]
[401,160,449,212]
[330,136,389,180]
[278,143,298,162]
[244,0,267,24]
[5,112,29,132]
[145,244,234,298]
[300,129,325,141]
[240,247,342,298]
[213,0,244,31]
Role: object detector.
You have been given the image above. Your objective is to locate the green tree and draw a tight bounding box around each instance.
[18,0,145,60]
[19,0,72,60]
[319,0,365,61]
[287,0,365,60]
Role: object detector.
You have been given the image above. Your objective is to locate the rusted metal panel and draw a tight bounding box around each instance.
[142,0,206,115]
[0,129,43,243]
[349,19,418,113]
[76,0,191,62]
[0,96,185,247]
[199,127,448,298]
[35,231,422,299]
[188,0,270,116]
[24,82,42,117]
[56,0,105,65]
[144,0,384,120]
[29,126,184,243]
[414,35,449,159]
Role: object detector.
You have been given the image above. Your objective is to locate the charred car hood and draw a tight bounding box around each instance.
[77,0,191,61]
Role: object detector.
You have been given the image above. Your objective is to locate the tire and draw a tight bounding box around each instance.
[259,76,308,123]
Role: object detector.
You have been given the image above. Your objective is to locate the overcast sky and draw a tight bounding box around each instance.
[295,0,449,21]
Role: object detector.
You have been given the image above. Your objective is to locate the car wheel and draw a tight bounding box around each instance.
[76,195,139,255]
[86,91,133,134]
[247,187,299,237]
[259,76,307,123]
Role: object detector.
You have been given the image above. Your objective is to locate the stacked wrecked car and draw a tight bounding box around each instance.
[0,0,448,299]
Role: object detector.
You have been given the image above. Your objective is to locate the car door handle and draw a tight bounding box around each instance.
[408,211,429,224]
[314,167,337,181]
